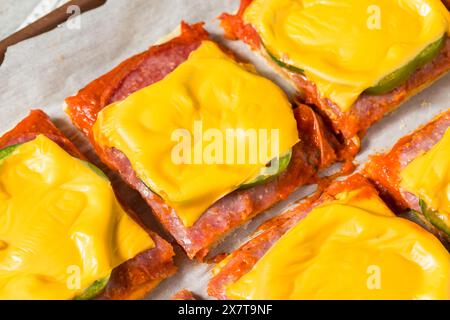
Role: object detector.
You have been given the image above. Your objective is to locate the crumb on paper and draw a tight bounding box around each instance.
[421,100,431,108]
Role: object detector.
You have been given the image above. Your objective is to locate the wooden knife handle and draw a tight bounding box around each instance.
[0,0,107,65]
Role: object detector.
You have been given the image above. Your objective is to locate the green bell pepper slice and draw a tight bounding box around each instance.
[419,199,450,237]
[263,34,446,96]
[365,35,446,95]
[239,149,292,190]
[74,276,110,300]
[0,144,19,161]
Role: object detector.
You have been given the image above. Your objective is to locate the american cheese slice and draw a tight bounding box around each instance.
[0,135,154,300]
[226,187,450,299]
[93,40,299,227]
[401,128,450,227]
[244,0,450,111]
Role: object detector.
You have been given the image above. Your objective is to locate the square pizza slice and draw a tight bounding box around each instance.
[65,22,345,260]
[208,174,450,299]
[220,0,450,150]
[0,110,176,300]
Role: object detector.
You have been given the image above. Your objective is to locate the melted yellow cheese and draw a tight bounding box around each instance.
[226,187,450,299]
[244,0,450,111]
[0,135,154,300]
[93,40,299,227]
[401,128,450,227]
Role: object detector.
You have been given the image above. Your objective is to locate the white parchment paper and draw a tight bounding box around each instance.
[0,0,449,299]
